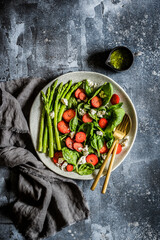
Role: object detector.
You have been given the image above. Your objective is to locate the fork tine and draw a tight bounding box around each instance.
[116,114,127,131]
[119,115,129,132]
[120,115,128,130]
[116,114,129,132]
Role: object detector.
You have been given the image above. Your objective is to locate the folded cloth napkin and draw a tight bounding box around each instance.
[0,78,89,240]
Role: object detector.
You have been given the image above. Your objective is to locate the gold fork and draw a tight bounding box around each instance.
[91,114,130,193]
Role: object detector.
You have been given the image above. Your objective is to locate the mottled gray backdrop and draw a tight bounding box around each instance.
[0,0,160,239]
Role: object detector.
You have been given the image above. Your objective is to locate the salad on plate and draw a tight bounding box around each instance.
[38,79,126,175]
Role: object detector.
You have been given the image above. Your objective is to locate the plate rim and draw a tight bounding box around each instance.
[29,71,138,180]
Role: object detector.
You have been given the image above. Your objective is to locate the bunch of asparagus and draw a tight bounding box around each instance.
[38,79,82,158]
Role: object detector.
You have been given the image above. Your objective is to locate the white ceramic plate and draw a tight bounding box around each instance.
[29,71,138,180]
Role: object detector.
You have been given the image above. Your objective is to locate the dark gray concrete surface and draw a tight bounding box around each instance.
[0,0,160,239]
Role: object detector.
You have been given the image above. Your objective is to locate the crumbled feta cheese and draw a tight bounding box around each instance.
[104,103,109,108]
[78,147,83,151]
[83,145,89,156]
[87,79,94,87]
[121,136,129,147]
[90,109,97,115]
[56,157,64,167]
[101,154,107,160]
[79,108,86,116]
[97,110,106,118]
[83,151,89,156]
[50,111,55,119]
[96,131,103,136]
[61,98,68,106]
[58,158,64,164]
[97,112,103,118]
[77,156,86,165]
[70,131,75,139]
[83,145,88,151]
[94,82,97,88]
[61,161,68,171]
[77,145,89,156]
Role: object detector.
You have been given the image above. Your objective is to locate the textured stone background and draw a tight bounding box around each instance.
[0,0,160,239]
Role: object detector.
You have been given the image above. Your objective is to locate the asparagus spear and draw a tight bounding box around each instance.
[57,81,82,122]
[42,126,48,153]
[38,107,45,152]
[48,80,58,108]
[38,87,50,152]
[57,80,72,112]
[41,81,67,154]
[56,82,69,108]
[42,80,58,153]
[46,87,51,101]
[54,82,64,150]
[41,91,54,157]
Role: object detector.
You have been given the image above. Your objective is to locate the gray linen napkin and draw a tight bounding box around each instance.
[0,78,89,240]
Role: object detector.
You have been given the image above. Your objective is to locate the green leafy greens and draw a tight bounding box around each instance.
[62,147,80,166]
[69,110,78,132]
[78,163,95,175]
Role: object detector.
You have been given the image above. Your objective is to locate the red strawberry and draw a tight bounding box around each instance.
[66,164,74,172]
[99,118,108,128]
[86,154,98,166]
[110,94,120,105]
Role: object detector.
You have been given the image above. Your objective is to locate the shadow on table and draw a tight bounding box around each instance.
[87,50,115,73]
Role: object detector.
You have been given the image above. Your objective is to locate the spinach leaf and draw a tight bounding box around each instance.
[105,131,114,141]
[86,125,91,139]
[84,80,93,97]
[83,104,91,110]
[97,106,106,111]
[100,83,113,106]
[90,134,104,156]
[107,102,123,111]
[91,134,98,151]
[88,145,95,154]
[88,111,97,121]
[77,103,84,115]
[88,82,107,103]
[105,103,123,119]
[93,121,105,134]
[105,108,125,134]
[59,134,68,141]
[90,123,94,137]
[97,136,104,150]
[78,123,93,141]
[69,110,78,132]
[95,159,104,169]
[93,121,100,128]
[62,147,80,166]
[68,96,78,109]
[78,163,95,175]
[78,122,89,132]
[106,138,114,149]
